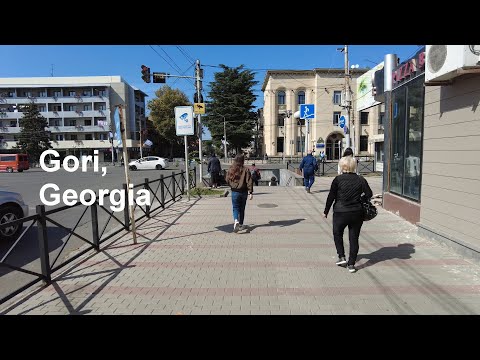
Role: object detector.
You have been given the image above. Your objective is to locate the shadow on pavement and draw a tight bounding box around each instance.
[356,243,415,269]
[216,218,306,234]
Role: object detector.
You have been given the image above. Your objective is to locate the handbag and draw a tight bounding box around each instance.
[361,195,377,221]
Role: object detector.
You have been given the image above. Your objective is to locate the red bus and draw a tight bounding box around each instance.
[0,154,29,173]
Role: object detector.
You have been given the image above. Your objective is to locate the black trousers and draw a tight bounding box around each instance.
[332,211,364,265]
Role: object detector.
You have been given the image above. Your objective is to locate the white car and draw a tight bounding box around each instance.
[128,156,168,171]
[0,190,29,241]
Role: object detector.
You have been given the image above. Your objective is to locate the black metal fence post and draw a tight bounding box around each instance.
[193,167,196,187]
[36,205,51,285]
[90,201,100,251]
[172,171,176,201]
[181,170,185,194]
[123,183,129,230]
[322,161,325,176]
[160,174,165,209]
[144,178,150,218]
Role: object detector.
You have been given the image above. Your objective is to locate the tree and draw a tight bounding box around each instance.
[148,86,193,158]
[15,102,52,162]
[203,65,258,155]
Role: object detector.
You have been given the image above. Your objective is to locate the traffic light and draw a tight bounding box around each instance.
[141,65,151,83]
[193,92,204,103]
[153,72,166,83]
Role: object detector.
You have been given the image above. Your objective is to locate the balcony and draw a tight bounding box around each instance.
[49,125,108,133]
[49,140,111,149]
[0,126,21,134]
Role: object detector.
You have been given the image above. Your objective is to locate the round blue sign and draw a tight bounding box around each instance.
[339,115,346,128]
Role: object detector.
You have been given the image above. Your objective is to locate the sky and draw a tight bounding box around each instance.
[0,45,421,140]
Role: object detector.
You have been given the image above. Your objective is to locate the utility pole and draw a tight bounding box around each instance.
[223,116,227,161]
[117,104,137,244]
[343,45,352,149]
[195,60,203,182]
[139,117,143,159]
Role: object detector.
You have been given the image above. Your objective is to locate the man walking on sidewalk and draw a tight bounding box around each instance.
[299,150,318,193]
[207,153,221,188]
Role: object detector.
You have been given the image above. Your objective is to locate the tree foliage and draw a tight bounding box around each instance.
[15,102,52,162]
[147,86,194,157]
[203,65,258,155]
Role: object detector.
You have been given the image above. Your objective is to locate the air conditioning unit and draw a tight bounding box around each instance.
[426,45,480,83]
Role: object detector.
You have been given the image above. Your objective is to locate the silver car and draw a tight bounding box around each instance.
[0,190,29,241]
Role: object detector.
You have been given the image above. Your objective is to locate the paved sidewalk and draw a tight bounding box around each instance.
[2,177,480,315]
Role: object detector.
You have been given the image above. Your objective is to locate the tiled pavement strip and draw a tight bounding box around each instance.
[2,177,480,315]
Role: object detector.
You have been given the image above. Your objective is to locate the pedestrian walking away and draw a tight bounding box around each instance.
[269,176,278,186]
[299,150,319,193]
[338,147,353,174]
[249,162,261,186]
[323,156,373,273]
[207,153,221,188]
[226,154,253,233]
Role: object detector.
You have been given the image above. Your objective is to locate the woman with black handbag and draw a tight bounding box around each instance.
[323,156,373,273]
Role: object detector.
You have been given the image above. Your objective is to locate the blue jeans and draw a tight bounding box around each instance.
[231,191,248,225]
[304,174,315,189]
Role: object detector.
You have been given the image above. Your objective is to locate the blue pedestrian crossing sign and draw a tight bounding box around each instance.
[299,104,315,119]
[339,115,346,128]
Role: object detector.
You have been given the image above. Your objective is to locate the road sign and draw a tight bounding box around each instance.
[175,106,195,136]
[194,103,205,114]
[339,115,347,128]
[299,104,315,119]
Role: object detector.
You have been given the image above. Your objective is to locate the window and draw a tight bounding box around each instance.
[98,104,106,111]
[296,136,305,153]
[53,91,61,97]
[83,90,91,96]
[375,142,384,163]
[389,76,424,201]
[50,119,60,127]
[333,112,341,126]
[39,91,47,97]
[277,113,285,126]
[298,91,305,105]
[23,91,32,97]
[98,133,107,140]
[68,120,76,126]
[70,134,77,140]
[379,112,385,125]
[67,105,75,111]
[52,105,61,112]
[277,91,286,105]
[38,106,46,112]
[333,91,342,105]
[55,134,64,141]
[69,91,76,97]
[8,91,14,97]
[85,134,93,140]
[360,112,369,125]
[84,119,92,126]
[360,136,369,152]
[84,105,91,111]
[0,156,16,162]
[276,137,284,153]
[10,121,17,127]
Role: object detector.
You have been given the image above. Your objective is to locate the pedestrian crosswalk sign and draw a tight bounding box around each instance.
[194,103,205,114]
[300,104,315,119]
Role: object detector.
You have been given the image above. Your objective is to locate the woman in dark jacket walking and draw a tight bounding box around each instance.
[227,154,253,233]
[323,156,373,273]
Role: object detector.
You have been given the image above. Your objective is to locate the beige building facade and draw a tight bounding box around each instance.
[261,68,384,160]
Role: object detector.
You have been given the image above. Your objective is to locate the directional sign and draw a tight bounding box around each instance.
[299,104,315,119]
[175,106,194,136]
[339,115,347,128]
[194,103,205,114]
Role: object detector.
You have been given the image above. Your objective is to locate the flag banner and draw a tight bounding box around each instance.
[113,107,122,147]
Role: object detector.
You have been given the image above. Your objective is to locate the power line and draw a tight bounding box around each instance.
[176,46,195,63]
[156,46,183,74]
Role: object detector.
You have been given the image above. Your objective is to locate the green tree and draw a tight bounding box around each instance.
[203,65,258,155]
[15,102,52,162]
[147,86,193,158]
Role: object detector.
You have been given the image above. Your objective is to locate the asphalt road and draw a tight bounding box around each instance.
[0,163,193,301]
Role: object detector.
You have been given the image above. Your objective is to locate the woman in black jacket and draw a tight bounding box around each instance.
[323,156,373,273]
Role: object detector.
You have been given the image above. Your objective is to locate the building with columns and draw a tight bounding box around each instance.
[261,68,371,159]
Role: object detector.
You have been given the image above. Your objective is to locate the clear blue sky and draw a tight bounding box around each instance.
[0,45,421,140]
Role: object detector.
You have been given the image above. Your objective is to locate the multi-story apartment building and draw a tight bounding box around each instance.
[261,68,371,160]
[0,76,147,162]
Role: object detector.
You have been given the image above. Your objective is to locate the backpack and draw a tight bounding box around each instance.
[250,169,259,181]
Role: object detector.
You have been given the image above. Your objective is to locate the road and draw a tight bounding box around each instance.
[0,163,190,301]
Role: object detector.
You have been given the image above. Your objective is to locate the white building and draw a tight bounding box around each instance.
[0,76,147,162]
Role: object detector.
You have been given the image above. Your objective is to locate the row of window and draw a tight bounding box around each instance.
[276,90,343,105]
[48,118,108,127]
[0,104,107,113]
[276,111,382,126]
[273,135,370,154]
[1,90,108,98]
[52,134,109,141]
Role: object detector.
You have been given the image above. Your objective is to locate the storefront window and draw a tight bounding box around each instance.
[390,76,424,201]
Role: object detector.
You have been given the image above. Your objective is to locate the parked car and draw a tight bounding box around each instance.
[0,153,29,173]
[128,156,168,171]
[0,190,29,241]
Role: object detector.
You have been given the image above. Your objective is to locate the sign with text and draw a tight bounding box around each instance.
[175,106,194,136]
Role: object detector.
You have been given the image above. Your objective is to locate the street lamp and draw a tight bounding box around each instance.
[283,110,292,163]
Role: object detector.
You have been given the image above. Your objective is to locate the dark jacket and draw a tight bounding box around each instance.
[207,156,221,174]
[228,167,254,194]
[299,154,318,176]
[324,173,373,215]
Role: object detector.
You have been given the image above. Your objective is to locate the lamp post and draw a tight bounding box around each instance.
[222,115,227,161]
[283,110,292,164]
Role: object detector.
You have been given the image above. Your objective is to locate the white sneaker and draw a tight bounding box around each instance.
[233,220,240,233]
